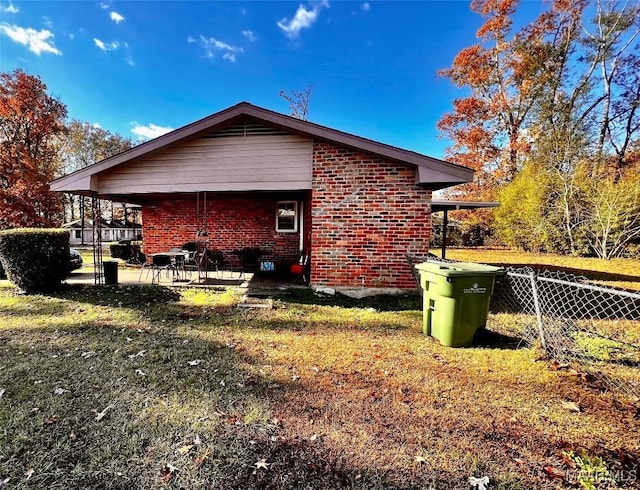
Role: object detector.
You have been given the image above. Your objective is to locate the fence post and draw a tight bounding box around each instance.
[529,270,547,351]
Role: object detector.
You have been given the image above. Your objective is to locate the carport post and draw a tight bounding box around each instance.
[441,209,448,259]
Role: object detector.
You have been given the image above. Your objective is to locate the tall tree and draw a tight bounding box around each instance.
[439,0,640,257]
[57,120,134,176]
[0,69,67,228]
[438,0,589,198]
[56,120,134,223]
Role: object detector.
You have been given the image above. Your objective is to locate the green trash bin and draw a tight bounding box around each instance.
[415,261,504,347]
[103,261,118,285]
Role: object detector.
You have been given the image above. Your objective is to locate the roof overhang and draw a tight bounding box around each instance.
[51,102,474,196]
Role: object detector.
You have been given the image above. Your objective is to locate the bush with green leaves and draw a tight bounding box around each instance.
[109,243,131,260]
[0,228,70,293]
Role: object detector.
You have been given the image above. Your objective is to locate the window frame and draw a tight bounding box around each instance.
[275,201,298,233]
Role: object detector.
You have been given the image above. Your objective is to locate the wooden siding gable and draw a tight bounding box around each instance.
[98,131,313,194]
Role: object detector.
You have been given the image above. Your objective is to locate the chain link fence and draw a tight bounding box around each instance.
[492,267,640,399]
[407,254,640,398]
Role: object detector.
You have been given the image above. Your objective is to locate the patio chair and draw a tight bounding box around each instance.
[235,247,263,280]
[181,242,199,270]
[198,249,224,279]
[151,254,175,283]
[138,256,153,282]
[290,252,309,285]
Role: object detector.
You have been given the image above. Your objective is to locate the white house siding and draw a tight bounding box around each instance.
[98,134,313,195]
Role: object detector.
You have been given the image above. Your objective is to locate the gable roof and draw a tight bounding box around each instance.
[51,102,473,194]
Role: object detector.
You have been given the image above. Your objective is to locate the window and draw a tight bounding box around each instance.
[74,230,81,239]
[276,201,298,232]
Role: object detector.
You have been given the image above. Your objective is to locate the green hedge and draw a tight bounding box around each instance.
[109,243,131,260]
[0,228,70,293]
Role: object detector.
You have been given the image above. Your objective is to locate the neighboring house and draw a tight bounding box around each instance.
[51,102,473,294]
[64,219,142,245]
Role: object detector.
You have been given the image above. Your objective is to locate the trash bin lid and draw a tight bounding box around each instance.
[414,261,503,277]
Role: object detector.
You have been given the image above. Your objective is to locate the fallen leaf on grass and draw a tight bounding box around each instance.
[194,434,202,445]
[0,389,5,399]
[549,360,570,371]
[177,444,193,455]
[24,469,34,480]
[94,405,112,421]
[561,453,576,469]
[44,415,59,425]
[29,407,40,414]
[254,459,270,472]
[53,387,68,395]
[543,465,565,480]
[81,351,96,359]
[187,359,204,366]
[193,451,209,469]
[135,369,147,377]
[310,434,320,442]
[469,476,490,490]
[560,400,581,413]
[414,455,427,464]
[128,350,146,359]
[160,463,178,482]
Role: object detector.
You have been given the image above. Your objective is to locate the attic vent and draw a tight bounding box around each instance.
[203,122,289,138]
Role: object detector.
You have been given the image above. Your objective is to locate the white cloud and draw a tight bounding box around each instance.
[131,123,173,140]
[94,38,119,51]
[277,2,328,39]
[92,122,102,129]
[0,23,61,55]
[242,30,257,42]
[195,35,243,62]
[126,56,135,66]
[3,3,19,13]
[110,11,125,23]
[99,2,110,9]
[362,3,370,11]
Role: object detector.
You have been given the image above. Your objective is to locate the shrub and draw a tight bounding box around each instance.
[0,228,70,293]
[110,242,133,261]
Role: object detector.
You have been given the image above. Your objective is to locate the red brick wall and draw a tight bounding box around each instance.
[310,141,431,289]
[142,195,302,267]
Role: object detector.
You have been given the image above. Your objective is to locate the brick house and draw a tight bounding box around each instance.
[51,102,473,294]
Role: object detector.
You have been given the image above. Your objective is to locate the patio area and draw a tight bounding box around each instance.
[60,260,309,292]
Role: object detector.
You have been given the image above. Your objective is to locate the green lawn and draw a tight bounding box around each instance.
[0,278,638,489]
[436,248,640,291]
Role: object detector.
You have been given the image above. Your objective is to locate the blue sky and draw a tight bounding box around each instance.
[0,1,542,158]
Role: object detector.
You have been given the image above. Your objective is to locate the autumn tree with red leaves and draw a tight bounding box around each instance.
[0,69,67,228]
[438,0,589,199]
[438,0,640,256]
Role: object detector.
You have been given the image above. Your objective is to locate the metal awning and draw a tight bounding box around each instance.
[430,200,500,258]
